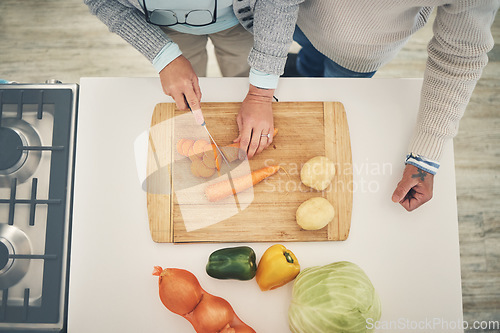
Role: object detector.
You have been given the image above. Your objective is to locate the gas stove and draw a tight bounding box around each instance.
[0,83,78,332]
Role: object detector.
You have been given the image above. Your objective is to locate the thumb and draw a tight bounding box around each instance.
[392,177,417,203]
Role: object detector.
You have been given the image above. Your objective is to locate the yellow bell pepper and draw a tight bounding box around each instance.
[256,244,300,291]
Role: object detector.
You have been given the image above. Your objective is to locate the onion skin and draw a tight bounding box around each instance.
[156,267,203,316]
[153,266,255,333]
[190,294,234,332]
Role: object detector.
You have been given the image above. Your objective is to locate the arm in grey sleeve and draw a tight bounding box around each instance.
[247,0,304,76]
[408,0,499,161]
[83,0,172,62]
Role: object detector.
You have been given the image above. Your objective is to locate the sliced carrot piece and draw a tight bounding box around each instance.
[191,159,215,178]
[198,163,216,178]
[215,154,221,171]
[202,152,217,169]
[190,160,201,177]
[201,142,213,153]
[188,145,201,162]
[207,144,221,171]
[193,139,210,155]
[176,138,187,156]
[181,139,195,157]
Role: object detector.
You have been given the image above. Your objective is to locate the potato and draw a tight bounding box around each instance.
[300,156,335,191]
[296,197,335,230]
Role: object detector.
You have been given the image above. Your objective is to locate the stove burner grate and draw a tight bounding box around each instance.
[0,178,61,226]
[0,84,77,327]
[0,225,31,290]
[0,127,25,171]
[0,118,42,187]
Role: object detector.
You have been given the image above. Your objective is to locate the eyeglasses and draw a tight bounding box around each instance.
[142,0,217,27]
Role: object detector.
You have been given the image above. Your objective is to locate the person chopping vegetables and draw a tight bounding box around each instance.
[83,0,302,159]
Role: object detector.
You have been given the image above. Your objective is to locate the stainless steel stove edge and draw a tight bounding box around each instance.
[0,83,79,332]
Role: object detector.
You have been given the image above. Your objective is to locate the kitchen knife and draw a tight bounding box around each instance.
[184,99,242,212]
[185,100,231,168]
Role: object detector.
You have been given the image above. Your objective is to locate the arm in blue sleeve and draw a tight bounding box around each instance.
[152,43,183,72]
[248,68,280,89]
[405,153,440,175]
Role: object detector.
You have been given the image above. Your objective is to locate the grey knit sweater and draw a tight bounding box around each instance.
[296,0,499,162]
[84,0,498,163]
[83,0,301,74]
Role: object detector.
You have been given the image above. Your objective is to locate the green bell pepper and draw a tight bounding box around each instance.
[206,246,257,281]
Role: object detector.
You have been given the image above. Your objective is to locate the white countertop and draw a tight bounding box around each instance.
[68,77,463,332]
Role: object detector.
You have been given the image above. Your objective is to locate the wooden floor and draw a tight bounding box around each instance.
[1,1,498,330]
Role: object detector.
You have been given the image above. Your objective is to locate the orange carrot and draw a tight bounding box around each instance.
[204,165,281,202]
[181,139,195,157]
[193,139,210,155]
[176,138,187,156]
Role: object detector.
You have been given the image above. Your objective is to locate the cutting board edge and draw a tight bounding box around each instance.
[146,103,176,243]
[323,102,353,241]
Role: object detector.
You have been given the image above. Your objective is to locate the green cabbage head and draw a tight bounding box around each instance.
[288,261,381,333]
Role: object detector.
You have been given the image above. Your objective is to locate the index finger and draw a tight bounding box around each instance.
[183,87,201,111]
[237,125,253,160]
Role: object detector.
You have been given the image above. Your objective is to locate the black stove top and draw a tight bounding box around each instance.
[0,84,78,332]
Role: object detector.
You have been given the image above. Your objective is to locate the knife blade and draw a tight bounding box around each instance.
[184,99,230,168]
[184,100,242,211]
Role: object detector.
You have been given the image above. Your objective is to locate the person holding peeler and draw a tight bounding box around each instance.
[83,0,302,159]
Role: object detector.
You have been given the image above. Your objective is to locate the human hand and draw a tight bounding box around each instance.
[234,85,274,159]
[391,164,434,211]
[159,55,202,111]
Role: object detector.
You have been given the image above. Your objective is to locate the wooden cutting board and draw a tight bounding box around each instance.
[146,102,352,243]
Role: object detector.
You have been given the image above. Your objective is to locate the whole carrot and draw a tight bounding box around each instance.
[205,165,281,202]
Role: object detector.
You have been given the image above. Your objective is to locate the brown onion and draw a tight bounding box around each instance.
[156,267,203,315]
[191,293,234,332]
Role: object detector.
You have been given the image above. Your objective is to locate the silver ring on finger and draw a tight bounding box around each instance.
[260,133,271,139]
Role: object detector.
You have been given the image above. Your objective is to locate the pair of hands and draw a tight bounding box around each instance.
[160,56,434,212]
[160,55,274,160]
